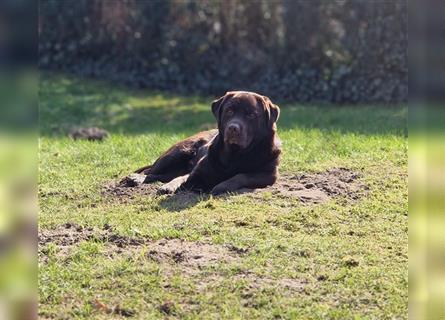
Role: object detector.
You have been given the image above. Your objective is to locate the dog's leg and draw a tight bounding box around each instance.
[157,174,190,195]
[144,171,188,184]
[141,150,194,184]
[173,157,219,193]
[210,172,277,196]
[134,164,152,174]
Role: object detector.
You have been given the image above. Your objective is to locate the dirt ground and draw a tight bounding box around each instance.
[38,168,367,316]
[104,167,366,204]
[38,223,238,269]
[39,223,306,299]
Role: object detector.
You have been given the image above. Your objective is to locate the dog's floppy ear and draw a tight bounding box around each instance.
[211,95,225,120]
[211,92,234,121]
[261,95,280,129]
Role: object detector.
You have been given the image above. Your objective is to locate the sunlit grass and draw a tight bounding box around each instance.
[39,73,407,319]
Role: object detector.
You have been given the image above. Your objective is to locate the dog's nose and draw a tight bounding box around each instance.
[227,123,241,135]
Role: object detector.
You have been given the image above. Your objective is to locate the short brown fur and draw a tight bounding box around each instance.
[135,91,281,195]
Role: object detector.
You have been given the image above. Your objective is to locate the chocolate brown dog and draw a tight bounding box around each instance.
[135,91,281,195]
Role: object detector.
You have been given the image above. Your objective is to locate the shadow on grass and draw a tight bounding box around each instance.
[40,72,407,137]
[157,189,259,212]
[158,192,210,212]
[39,73,213,136]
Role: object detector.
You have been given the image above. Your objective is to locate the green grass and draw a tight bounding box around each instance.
[39,73,408,319]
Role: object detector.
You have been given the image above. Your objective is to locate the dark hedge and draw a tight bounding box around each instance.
[39,0,407,104]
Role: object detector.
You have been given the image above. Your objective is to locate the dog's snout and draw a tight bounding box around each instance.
[224,121,246,147]
[227,123,241,135]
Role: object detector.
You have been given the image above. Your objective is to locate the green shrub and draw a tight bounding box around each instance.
[39,0,407,104]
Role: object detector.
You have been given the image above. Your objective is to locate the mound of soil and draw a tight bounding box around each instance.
[263,167,364,203]
[103,174,161,200]
[104,168,365,204]
[69,127,109,141]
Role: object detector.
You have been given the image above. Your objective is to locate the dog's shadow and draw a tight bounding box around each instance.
[158,189,255,212]
[159,192,210,212]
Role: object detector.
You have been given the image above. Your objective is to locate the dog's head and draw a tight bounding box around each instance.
[211,91,280,151]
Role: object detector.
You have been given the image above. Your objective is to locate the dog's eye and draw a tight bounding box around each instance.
[247,112,257,119]
[226,109,234,116]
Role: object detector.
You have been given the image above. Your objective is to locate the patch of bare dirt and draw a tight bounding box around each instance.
[38,223,145,249]
[143,239,243,278]
[102,174,160,201]
[103,167,366,204]
[39,223,96,247]
[257,167,365,203]
[39,224,307,298]
[38,223,240,271]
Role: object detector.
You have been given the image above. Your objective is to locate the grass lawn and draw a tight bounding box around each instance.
[39,73,408,319]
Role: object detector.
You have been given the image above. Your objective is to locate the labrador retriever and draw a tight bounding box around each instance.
[135,91,281,195]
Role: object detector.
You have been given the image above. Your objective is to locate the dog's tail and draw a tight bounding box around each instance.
[134,164,152,174]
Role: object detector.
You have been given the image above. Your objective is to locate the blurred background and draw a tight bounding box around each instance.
[409,1,445,319]
[0,0,37,319]
[39,0,407,104]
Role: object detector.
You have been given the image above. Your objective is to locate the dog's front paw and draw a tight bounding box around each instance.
[156,185,176,195]
[157,175,191,195]
[157,180,182,195]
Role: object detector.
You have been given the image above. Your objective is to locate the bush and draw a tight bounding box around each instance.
[39,0,407,104]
